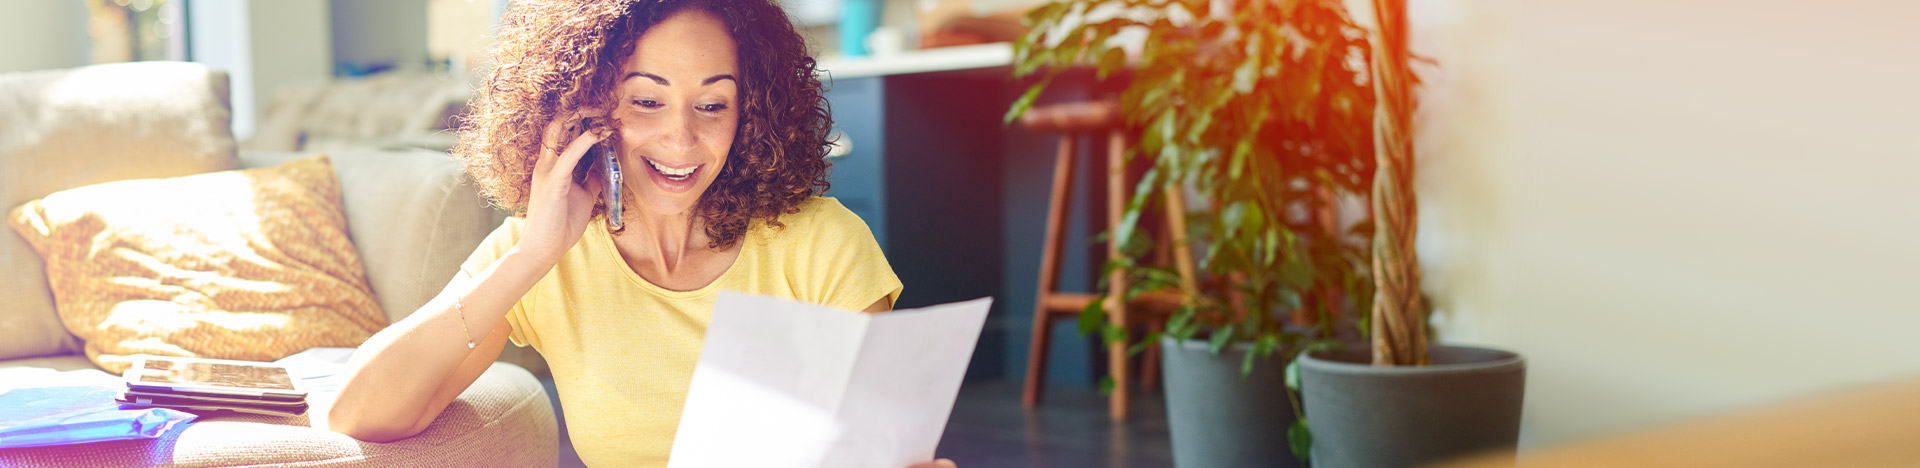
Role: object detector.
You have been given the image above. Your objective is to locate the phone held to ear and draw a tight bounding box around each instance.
[571,142,623,230]
[603,144,623,230]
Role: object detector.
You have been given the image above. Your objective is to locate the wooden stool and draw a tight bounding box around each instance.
[1019,99,1182,420]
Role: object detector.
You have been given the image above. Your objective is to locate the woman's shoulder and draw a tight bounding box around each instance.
[784,196,860,224]
[743,196,898,306]
[752,197,874,243]
[473,214,527,247]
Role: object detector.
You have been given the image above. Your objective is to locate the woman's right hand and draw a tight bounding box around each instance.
[516,108,609,264]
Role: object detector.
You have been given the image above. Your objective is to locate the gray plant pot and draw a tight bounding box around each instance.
[1160,336,1303,468]
[1298,345,1526,468]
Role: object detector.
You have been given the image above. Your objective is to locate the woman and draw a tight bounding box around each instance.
[327,1,952,466]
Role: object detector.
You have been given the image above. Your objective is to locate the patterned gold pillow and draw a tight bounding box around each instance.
[8,154,387,373]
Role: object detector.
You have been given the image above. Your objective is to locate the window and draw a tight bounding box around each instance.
[86,0,187,63]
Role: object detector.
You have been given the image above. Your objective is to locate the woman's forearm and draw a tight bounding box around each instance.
[327,247,554,440]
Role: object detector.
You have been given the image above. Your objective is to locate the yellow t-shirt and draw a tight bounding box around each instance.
[458,197,903,467]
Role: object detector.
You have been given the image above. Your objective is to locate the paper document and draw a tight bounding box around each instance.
[274,347,357,394]
[667,292,993,468]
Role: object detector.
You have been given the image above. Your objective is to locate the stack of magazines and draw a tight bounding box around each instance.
[118,355,309,416]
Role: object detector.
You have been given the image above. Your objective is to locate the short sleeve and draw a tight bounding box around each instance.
[792,198,904,311]
[458,216,541,348]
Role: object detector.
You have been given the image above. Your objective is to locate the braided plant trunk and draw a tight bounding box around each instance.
[1368,0,1428,366]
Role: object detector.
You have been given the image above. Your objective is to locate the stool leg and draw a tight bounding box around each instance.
[1106,129,1131,420]
[1024,134,1078,409]
[1106,295,1129,420]
[1023,296,1055,409]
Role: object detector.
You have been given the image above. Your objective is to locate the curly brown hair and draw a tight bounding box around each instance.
[452,0,832,249]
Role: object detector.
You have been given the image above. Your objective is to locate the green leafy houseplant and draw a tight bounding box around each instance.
[1007,0,1381,460]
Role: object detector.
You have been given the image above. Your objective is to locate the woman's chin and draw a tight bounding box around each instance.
[624,170,717,218]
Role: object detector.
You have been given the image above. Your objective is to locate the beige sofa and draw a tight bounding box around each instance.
[0,62,557,467]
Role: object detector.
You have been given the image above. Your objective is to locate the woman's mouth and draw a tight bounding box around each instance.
[642,157,703,193]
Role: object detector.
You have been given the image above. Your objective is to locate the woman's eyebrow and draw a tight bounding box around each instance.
[623,71,737,86]
[625,72,670,85]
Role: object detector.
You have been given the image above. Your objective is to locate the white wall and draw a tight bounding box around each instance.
[0,0,89,73]
[189,0,332,140]
[188,0,253,137]
[428,0,500,79]
[334,0,428,73]
[1410,0,1920,447]
[248,0,333,136]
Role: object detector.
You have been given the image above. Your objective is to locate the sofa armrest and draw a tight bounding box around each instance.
[241,149,508,324]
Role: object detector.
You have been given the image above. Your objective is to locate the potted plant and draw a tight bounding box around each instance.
[1009,0,1378,466]
[1292,1,1527,467]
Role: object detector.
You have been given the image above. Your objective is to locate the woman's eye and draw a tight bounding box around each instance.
[632,99,662,109]
[697,103,729,113]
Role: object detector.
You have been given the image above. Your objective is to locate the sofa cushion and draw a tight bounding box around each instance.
[8,154,385,374]
[0,62,240,361]
[0,361,559,468]
[243,73,469,153]
[240,149,509,324]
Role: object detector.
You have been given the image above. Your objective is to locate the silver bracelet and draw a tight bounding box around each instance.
[456,296,476,349]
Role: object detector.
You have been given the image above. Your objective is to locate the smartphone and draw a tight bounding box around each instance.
[117,390,309,416]
[571,142,623,230]
[602,144,623,230]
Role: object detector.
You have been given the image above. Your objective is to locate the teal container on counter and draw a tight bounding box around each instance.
[839,0,881,57]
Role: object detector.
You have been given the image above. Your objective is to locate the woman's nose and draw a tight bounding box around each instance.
[658,109,699,154]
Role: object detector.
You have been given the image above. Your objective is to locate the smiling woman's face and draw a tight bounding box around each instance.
[611,8,740,219]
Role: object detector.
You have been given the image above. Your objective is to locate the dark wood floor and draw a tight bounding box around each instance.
[546,379,1173,468]
[937,380,1173,468]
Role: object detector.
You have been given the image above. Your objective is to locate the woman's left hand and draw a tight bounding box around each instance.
[907,460,957,468]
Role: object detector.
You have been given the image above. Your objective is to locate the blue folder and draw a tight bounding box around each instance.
[0,386,196,449]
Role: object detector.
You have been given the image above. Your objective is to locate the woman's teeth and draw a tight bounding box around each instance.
[647,158,697,181]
